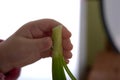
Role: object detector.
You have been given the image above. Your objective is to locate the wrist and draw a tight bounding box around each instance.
[0,40,13,73]
[0,68,21,80]
[0,64,12,73]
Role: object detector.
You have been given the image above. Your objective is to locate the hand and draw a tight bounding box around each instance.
[0,19,73,73]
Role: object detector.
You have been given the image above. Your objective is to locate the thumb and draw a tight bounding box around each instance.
[33,37,52,52]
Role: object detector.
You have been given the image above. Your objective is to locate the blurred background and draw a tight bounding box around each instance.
[86,0,120,80]
[1,0,114,80]
[87,0,107,67]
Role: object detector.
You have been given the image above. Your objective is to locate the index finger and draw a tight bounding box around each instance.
[30,19,72,39]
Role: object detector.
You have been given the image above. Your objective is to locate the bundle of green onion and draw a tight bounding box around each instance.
[52,25,76,80]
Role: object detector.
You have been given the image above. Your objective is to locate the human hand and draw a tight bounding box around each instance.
[0,19,73,73]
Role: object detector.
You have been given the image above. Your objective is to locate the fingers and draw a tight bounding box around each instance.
[33,37,72,63]
[32,19,62,32]
[23,19,71,38]
[62,39,73,51]
[62,39,73,63]
[33,37,52,52]
[19,19,73,63]
[63,51,72,59]
[62,27,71,39]
[40,49,52,58]
[65,59,70,64]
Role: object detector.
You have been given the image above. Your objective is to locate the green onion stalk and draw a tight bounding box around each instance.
[52,25,76,80]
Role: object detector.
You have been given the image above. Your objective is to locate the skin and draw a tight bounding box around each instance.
[0,19,73,73]
[88,51,120,80]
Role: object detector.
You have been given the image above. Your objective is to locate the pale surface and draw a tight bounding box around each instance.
[102,0,120,52]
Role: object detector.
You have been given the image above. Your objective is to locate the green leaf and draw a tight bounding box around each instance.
[52,25,76,80]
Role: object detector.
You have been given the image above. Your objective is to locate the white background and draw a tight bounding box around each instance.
[0,0,81,80]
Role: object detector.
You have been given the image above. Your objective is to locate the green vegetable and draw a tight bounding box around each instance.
[52,25,76,80]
